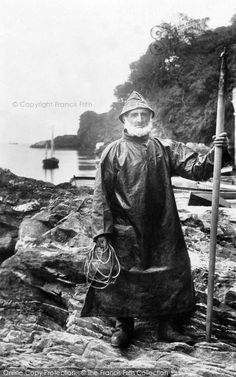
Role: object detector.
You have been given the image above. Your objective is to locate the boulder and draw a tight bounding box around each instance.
[0,168,92,260]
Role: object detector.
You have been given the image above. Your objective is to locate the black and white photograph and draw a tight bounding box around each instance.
[1,0,236,375]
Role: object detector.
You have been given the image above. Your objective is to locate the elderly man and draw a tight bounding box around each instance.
[81,91,231,347]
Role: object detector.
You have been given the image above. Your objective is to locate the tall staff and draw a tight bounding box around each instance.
[206,48,227,342]
[232,88,236,170]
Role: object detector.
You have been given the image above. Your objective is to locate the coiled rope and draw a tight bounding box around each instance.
[84,243,121,289]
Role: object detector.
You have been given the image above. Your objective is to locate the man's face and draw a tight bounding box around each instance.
[123,108,153,138]
[124,108,151,128]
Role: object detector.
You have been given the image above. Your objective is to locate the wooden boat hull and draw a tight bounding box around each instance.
[43,157,59,169]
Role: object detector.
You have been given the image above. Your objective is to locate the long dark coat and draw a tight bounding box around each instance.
[81,132,225,318]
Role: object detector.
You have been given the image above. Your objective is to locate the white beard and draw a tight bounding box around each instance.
[124,119,153,137]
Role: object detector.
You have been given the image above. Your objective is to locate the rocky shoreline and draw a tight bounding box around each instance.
[0,168,235,376]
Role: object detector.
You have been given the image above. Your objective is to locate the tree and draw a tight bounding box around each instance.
[230,13,236,26]
[114,82,134,102]
[149,14,209,87]
[76,14,236,151]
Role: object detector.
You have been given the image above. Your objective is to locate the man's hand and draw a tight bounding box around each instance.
[96,235,108,249]
[212,132,229,148]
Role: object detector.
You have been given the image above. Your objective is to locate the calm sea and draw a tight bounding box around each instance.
[0,143,97,185]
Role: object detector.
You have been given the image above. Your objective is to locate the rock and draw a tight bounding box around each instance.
[16,217,50,249]
[225,291,236,309]
[0,232,16,261]
[67,313,113,338]
[0,341,17,356]
[13,200,40,213]
[0,167,91,261]
[16,199,93,250]
[179,206,236,241]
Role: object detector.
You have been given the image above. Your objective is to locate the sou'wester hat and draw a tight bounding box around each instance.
[119,91,155,123]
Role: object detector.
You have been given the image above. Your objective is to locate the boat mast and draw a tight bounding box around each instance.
[45,142,48,159]
[51,128,54,158]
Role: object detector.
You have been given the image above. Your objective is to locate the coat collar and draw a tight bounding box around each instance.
[123,130,150,144]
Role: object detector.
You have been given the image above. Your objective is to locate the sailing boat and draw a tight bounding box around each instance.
[43,130,59,169]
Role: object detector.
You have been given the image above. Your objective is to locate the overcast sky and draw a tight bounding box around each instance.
[1,0,236,143]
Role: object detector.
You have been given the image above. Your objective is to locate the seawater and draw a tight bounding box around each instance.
[0,143,97,185]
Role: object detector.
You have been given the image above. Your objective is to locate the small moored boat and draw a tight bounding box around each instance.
[43,131,59,169]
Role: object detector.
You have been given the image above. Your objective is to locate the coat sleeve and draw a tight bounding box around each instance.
[92,145,115,240]
[163,139,232,181]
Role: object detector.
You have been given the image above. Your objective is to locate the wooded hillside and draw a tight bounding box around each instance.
[77,14,236,152]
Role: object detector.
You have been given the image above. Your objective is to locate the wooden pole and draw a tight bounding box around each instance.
[232,88,236,170]
[206,49,227,342]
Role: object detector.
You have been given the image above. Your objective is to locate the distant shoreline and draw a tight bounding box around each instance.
[30,144,79,150]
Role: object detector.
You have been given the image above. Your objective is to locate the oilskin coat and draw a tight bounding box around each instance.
[81,132,217,318]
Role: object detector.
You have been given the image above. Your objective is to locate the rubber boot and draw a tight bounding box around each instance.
[158,320,194,344]
[111,317,134,347]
